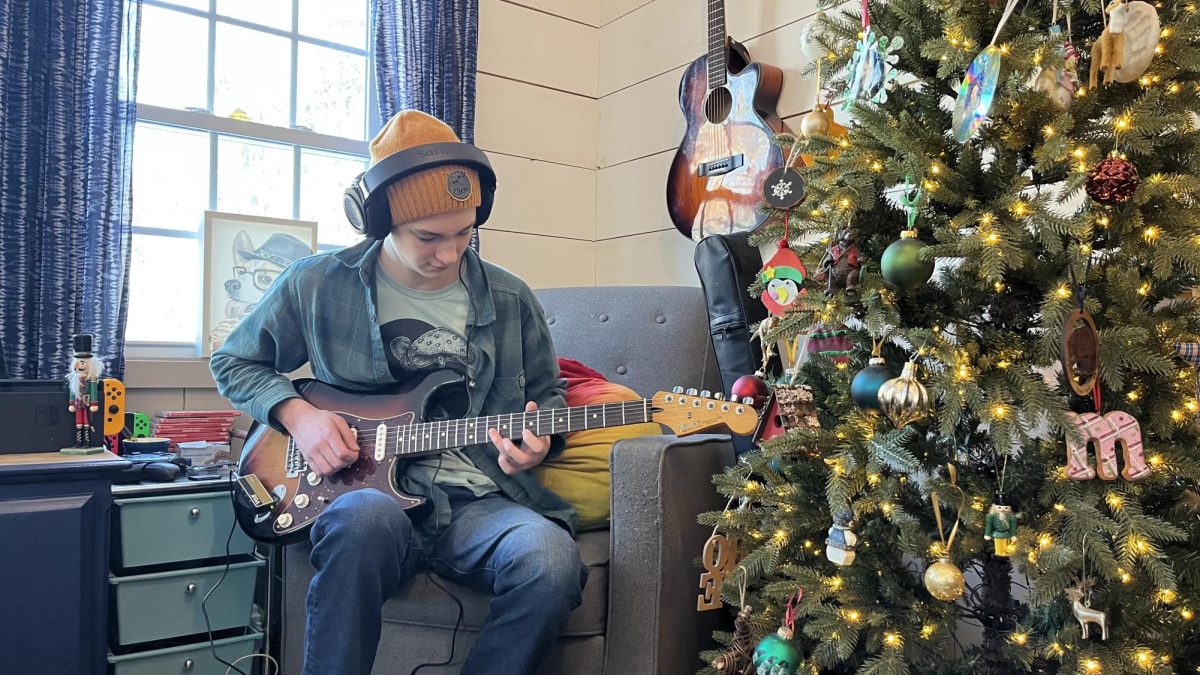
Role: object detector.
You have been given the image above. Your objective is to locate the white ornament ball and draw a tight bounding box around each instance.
[799,16,829,62]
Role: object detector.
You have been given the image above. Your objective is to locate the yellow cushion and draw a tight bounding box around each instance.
[533,381,660,530]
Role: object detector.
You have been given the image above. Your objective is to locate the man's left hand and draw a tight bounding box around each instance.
[489,401,551,476]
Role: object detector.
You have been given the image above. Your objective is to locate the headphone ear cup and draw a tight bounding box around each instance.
[365,197,391,240]
[343,175,368,235]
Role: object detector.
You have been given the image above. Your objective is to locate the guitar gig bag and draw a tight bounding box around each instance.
[694,233,779,453]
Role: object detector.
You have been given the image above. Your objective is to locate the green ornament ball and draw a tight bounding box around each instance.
[753,629,802,675]
[881,233,933,290]
[851,357,892,413]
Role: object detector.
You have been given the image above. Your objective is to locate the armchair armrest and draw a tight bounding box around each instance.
[605,434,735,675]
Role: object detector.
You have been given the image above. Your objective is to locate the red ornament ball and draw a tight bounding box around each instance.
[731,374,770,408]
[1086,154,1139,205]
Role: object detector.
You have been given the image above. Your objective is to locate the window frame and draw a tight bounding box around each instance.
[128,0,379,356]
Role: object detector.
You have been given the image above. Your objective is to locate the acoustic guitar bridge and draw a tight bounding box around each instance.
[698,154,744,177]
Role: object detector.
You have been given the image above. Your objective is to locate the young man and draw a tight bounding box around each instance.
[210,110,586,675]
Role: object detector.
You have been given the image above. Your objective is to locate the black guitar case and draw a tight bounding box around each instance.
[694,233,779,454]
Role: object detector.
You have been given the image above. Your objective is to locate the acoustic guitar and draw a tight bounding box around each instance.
[233,370,759,544]
[666,0,788,242]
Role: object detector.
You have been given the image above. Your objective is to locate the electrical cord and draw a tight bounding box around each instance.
[408,455,468,675]
[203,471,251,675]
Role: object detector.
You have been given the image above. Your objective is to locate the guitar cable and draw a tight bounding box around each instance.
[202,470,251,675]
[409,455,467,675]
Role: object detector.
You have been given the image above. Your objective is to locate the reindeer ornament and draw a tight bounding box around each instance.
[1064,584,1109,640]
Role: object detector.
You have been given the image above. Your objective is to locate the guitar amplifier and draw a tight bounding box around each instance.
[0,380,76,454]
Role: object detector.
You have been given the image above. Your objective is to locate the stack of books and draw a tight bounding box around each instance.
[152,410,241,445]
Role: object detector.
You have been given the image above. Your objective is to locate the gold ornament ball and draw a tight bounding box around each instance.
[878,360,930,427]
[799,104,834,139]
[924,558,965,601]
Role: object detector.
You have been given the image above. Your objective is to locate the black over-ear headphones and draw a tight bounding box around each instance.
[343,141,497,239]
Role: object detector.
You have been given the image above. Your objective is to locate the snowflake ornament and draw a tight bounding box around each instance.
[842,28,905,110]
[771,179,793,200]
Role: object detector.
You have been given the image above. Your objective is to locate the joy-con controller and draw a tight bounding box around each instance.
[102,378,126,436]
[126,411,152,439]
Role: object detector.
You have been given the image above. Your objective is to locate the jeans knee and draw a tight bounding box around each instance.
[508,524,585,602]
[311,489,413,557]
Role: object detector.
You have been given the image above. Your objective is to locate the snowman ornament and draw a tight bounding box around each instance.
[825,507,858,566]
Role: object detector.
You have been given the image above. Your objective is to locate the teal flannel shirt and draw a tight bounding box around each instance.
[210,239,576,535]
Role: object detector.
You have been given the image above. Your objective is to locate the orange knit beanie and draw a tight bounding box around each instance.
[368,110,482,226]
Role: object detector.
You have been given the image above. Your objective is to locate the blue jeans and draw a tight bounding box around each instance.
[302,488,587,675]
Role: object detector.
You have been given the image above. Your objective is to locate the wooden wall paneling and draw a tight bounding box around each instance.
[479,0,600,97]
[125,389,186,416]
[487,153,596,240]
[597,65,685,168]
[595,230,698,287]
[479,230,597,288]
[599,0,653,26]
[503,0,601,27]
[475,74,598,169]
[596,150,673,239]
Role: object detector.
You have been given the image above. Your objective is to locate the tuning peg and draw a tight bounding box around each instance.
[686,388,699,396]
[672,386,684,394]
[713,392,725,400]
[741,397,754,405]
[700,390,712,398]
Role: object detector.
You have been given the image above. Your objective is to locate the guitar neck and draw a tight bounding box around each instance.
[387,399,655,456]
[706,0,727,89]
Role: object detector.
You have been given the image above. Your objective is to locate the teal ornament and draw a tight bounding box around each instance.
[952,45,1002,143]
[851,356,892,413]
[752,628,802,675]
[881,231,933,290]
[842,28,905,111]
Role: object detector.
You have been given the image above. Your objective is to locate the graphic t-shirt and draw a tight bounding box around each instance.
[376,263,498,496]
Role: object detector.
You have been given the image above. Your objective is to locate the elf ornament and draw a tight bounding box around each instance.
[924,465,966,602]
[813,228,861,297]
[1086,152,1139,205]
[881,178,933,290]
[878,359,930,427]
[753,590,804,675]
[983,494,1018,556]
[851,339,892,413]
[825,507,858,566]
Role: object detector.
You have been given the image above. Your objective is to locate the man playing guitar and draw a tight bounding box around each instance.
[210,110,586,675]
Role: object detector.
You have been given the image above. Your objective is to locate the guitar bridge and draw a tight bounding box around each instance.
[698,154,744,177]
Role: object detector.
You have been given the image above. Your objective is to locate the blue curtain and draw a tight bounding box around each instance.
[0,0,140,380]
[372,0,480,143]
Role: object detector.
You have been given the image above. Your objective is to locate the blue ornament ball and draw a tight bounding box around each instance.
[753,629,802,675]
[851,357,892,413]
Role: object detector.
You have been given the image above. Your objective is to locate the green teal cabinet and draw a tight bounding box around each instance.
[108,480,262,675]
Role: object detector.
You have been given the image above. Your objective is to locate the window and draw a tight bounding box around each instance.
[127,0,373,350]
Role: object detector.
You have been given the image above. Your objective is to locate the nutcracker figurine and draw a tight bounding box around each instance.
[983,493,1017,557]
[67,334,104,449]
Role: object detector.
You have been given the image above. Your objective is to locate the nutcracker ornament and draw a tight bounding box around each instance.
[66,334,104,451]
[983,494,1018,556]
[812,228,861,297]
[753,589,804,675]
[825,507,858,566]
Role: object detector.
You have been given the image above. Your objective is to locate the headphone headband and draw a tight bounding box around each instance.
[345,141,497,239]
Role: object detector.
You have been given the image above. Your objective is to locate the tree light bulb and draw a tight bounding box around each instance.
[1011,632,1028,645]
[1083,658,1101,673]
[1144,226,1161,241]
[884,631,902,648]
[1182,608,1195,620]
[920,624,936,639]
[1159,588,1178,604]
[1056,285,1071,299]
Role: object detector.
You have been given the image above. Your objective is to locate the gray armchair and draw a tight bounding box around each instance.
[278,286,735,674]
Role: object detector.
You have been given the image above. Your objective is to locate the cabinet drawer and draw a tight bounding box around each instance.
[113,491,254,568]
[108,632,262,675]
[109,559,264,646]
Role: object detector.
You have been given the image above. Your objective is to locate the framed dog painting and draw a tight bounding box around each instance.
[202,211,317,355]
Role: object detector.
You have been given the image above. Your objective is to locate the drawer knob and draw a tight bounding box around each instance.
[185,583,197,594]
[183,659,194,670]
[189,507,201,519]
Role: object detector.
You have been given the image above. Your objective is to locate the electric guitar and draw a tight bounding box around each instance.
[665,0,788,242]
[234,370,759,544]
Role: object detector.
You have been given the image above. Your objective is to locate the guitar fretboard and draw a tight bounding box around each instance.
[380,399,654,456]
[706,0,727,89]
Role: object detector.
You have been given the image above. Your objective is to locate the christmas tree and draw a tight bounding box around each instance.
[700,0,1200,673]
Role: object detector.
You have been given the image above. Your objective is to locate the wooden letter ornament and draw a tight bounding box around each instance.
[1065,411,1151,481]
[698,534,740,611]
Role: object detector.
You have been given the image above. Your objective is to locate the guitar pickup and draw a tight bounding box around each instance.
[698,154,744,177]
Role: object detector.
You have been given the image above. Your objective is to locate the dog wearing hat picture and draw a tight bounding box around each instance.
[208,232,312,352]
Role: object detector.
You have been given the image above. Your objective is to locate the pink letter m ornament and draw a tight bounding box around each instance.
[1065,411,1151,481]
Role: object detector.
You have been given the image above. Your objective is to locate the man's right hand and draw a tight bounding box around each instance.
[272,398,359,476]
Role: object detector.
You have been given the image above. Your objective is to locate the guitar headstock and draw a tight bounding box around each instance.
[650,388,759,436]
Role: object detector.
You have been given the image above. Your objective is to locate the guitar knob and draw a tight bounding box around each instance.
[686,388,699,396]
[700,390,712,399]
[306,472,323,486]
[672,386,684,394]
[714,392,725,400]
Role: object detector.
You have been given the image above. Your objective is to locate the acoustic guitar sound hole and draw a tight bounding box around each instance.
[704,87,732,125]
